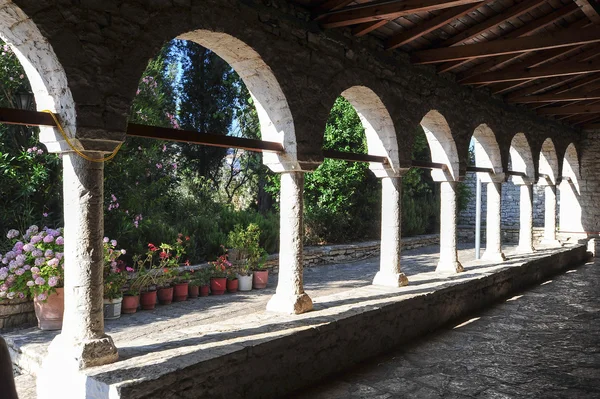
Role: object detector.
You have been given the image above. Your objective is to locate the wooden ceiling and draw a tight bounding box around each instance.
[294,0,600,131]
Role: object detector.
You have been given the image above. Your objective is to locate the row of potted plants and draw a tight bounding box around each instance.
[0,223,270,330]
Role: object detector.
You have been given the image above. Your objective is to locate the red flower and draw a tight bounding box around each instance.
[163,268,169,273]
[148,243,157,252]
[160,251,168,259]
[185,236,190,241]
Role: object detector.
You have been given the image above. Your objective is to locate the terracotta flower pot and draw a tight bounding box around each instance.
[237,274,253,291]
[227,279,239,293]
[122,295,140,314]
[103,297,123,320]
[158,287,174,305]
[253,270,269,289]
[173,282,189,302]
[199,285,210,297]
[33,288,64,330]
[210,277,227,295]
[188,285,200,298]
[140,290,157,310]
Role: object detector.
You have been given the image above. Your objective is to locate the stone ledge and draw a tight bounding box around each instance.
[67,245,588,398]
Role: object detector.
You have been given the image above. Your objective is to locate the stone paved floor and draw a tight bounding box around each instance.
[7,243,585,398]
[293,258,600,399]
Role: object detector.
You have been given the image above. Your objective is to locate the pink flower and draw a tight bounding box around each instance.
[126,267,134,272]
[103,237,109,243]
[111,239,117,247]
[37,293,47,301]
[55,236,64,245]
[35,277,45,286]
[48,276,59,287]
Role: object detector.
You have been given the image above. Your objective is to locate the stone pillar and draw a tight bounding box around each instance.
[482,182,506,262]
[516,183,535,253]
[37,153,118,398]
[436,181,463,273]
[266,172,313,314]
[373,176,409,287]
[541,184,561,246]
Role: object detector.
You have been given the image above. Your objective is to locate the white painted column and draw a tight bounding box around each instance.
[266,172,313,314]
[38,153,118,398]
[436,181,464,273]
[516,183,534,253]
[541,184,561,246]
[373,176,409,287]
[482,182,506,262]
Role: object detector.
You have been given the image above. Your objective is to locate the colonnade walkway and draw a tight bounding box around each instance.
[9,242,590,398]
[294,256,600,399]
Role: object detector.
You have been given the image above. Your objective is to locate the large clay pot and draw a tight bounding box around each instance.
[237,274,253,291]
[227,279,239,293]
[173,283,189,302]
[122,295,140,314]
[252,270,269,289]
[103,297,123,320]
[188,285,200,299]
[199,285,210,297]
[140,290,157,310]
[33,288,64,331]
[158,287,174,305]
[210,277,227,295]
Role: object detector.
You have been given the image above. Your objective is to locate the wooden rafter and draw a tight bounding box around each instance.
[462,59,600,84]
[385,1,491,50]
[318,0,485,29]
[353,20,388,37]
[313,0,354,18]
[502,72,600,99]
[583,123,600,129]
[411,28,600,64]
[509,89,600,103]
[536,103,600,115]
[452,6,584,77]
[574,0,600,24]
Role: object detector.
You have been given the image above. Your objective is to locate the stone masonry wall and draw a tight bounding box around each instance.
[578,130,600,235]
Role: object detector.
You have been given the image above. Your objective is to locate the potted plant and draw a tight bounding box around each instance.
[228,224,268,289]
[102,238,127,320]
[209,248,230,295]
[236,261,253,292]
[132,252,158,310]
[197,268,211,297]
[187,270,200,298]
[121,263,153,314]
[173,270,191,302]
[226,269,238,293]
[0,226,66,330]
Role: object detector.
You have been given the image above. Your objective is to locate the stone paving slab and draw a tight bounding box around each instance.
[4,243,583,398]
[293,257,600,399]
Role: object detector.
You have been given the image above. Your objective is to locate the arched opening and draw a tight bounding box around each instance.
[509,133,535,183]
[472,124,502,175]
[559,143,583,236]
[420,110,459,181]
[538,138,560,245]
[509,133,536,252]
[538,138,559,184]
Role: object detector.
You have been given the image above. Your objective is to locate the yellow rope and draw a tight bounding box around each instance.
[42,110,123,163]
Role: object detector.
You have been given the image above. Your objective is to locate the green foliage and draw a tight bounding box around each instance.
[227,223,267,272]
[0,43,63,233]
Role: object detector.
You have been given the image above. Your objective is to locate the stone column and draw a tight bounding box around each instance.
[482,182,506,262]
[541,184,561,246]
[266,172,313,314]
[373,176,409,287]
[37,153,118,398]
[436,181,463,273]
[516,183,535,253]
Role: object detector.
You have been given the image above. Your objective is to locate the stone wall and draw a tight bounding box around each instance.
[0,299,35,331]
[458,173,551,228]
[457,226,545,245]
[579,130,600,235]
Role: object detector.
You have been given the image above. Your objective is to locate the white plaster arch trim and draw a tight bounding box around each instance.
[178,30,297,172]
[562,143,580,193]
[509,132,535,184]
[472,124,503,182]
[420,110,459,181]
[0,1,76,153]
[341,86,400,177]
[538,138,559,185]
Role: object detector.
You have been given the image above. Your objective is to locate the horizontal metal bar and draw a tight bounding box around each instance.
[410,160,447,169]
[323,149,388,164]
[0,108,57,127]
[505,170,527,177]
[466,166,495,173]
[127,123,284,153]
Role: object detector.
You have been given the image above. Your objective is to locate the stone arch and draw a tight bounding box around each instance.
[509,133,535,184]
[538,138,559,184]
[0,2,75,152]
[559,143,583,235]
[340,86,400,176]
[176,30,297,172]
[420,110,459,181]
[472,124,503,177]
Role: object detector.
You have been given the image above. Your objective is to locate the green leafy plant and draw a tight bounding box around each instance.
[103,237,127,300]
[227,224,267,273]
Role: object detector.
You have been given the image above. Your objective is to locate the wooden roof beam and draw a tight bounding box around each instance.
[319,0,485,28]
[574,0,600,24]
[452,5,584,77]
[537,103,600,115]
[385,1,491,50]
[411,27,600,64]
[353,20,389,37]
[462,59,600,84]
[509,89,600,103]
[583,123,600,129]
